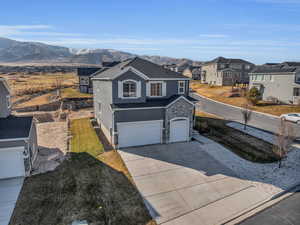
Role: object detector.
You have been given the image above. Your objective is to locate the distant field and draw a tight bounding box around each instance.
[1,73,77,96]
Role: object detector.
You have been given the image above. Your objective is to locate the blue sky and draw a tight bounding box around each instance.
[1,0,300,63]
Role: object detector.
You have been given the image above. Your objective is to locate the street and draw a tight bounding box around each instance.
[191,92,300,138]
[238,189,300,225]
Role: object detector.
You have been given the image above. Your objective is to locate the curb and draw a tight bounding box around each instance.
[222,183,300,225]
[191,93,280,119]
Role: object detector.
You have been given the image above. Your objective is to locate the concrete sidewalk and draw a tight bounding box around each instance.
[119,142,270,225]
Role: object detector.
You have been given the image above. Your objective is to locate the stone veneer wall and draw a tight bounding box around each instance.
[165,98,194,143]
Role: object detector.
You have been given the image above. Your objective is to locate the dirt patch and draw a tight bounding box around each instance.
[32,122,68,174]
[10,153,154,225]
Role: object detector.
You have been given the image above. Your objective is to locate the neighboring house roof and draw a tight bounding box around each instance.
[77,67,102,77]
[204,56,253,65]
[0,116,33,140]
[250,65,298,74]
[0,77,11,94]
[282,62,300,67]
[111,95,197,109]
[93,57,188,80]
[102,61,121,67]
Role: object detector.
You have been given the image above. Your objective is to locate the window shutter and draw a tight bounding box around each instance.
[162,82,167,96]
[118,81,123,98]
[137,81,141,98]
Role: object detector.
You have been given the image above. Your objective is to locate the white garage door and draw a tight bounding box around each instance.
[0,149,25,179]
[118,120,162,148]
[169,118,189,143]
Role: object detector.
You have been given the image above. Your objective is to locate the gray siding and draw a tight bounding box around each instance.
[0,81,10,118]
[249,73,300,103]
[93,80,113,133]
[114,108,165,131]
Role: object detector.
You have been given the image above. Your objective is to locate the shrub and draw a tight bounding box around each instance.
[247,87,261,105]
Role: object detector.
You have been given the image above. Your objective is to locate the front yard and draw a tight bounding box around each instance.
[191,82,300,116]
[10,118,155,225]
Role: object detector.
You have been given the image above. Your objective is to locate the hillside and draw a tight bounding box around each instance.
[0,37,201,66]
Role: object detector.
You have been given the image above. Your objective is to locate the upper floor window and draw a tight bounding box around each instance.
[245,65,251,70]
[123,81,137,97]
[294,88,300,96]
[296,74,300,83]
[150,83,162,97]
[178,81,185,94]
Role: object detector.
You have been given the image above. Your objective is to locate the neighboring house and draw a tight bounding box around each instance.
[183,66,202,80]
[92,57,196,148]
[249,64,300,104]
[201,56,254,86]
[163,63,179,72]
[77,67,102,93]
[102,61,121,68]
[0,78,38,179]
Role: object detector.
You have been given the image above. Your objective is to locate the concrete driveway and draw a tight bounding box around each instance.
[0,178,23,225]
[119,142,270,225]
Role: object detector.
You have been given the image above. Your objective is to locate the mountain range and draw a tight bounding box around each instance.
[0,37,200,66]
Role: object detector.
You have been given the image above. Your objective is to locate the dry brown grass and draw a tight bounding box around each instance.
[16,93,55,108]
[191,81,300,116]
[2,73,77,97]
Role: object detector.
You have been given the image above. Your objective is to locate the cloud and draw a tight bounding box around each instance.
[0,25,82,37]
[198,34,229,38]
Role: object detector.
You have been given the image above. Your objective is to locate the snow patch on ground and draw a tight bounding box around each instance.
[193,133,300,195]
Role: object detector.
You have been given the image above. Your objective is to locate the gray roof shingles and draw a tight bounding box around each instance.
[205,57,253,65]
[0,116,33,139]
[111,95,197,109]
[250,66,298,74]
[77,67,102,77]
[93,57,188,80]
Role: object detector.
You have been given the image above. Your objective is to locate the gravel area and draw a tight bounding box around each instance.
[32,122,68,174]
[193,133,300,195]
[227,122,275,144]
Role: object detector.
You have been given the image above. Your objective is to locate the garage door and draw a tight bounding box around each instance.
[0,149,25,179]
[169,118,189,143]
[118,121,162,148]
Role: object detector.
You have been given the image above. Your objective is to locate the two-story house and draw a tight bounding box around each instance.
[78,67,102,93]
[92,57,196,148]
[201,57,254,86]
[249,64,300,104]
[0,77,38,179]
[183,65,202,80]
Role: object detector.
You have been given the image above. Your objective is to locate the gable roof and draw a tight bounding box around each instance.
[93,57,189,80]
[250,65,298,74]
[0,116,33,140]
[77,67,102,77]
[204,56,253,65]
[282,62,300,67]
[0,77,10,94]
[111,95,196,110]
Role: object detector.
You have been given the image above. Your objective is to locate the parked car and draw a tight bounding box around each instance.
[280,113,300,124]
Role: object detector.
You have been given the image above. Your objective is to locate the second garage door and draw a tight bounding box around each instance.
[118,120,162,148]
[0,149,25,179]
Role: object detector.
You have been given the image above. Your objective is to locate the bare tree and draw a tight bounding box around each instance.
[241,103,252,130]
[274,120,295,168]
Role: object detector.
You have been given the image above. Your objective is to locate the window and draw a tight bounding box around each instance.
[123,81,136,97]
[245,65,251,70]
[6,95,11,108]
[150,83,162,96]
[98,102,101,114]
[270,75,274,82]
[296,74,300,83]
[294,88,300,96]
[178,81,185,94]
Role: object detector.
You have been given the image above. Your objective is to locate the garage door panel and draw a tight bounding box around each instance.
[0,150,25,179]
[170,119,189,143]
[118,121,162,148]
